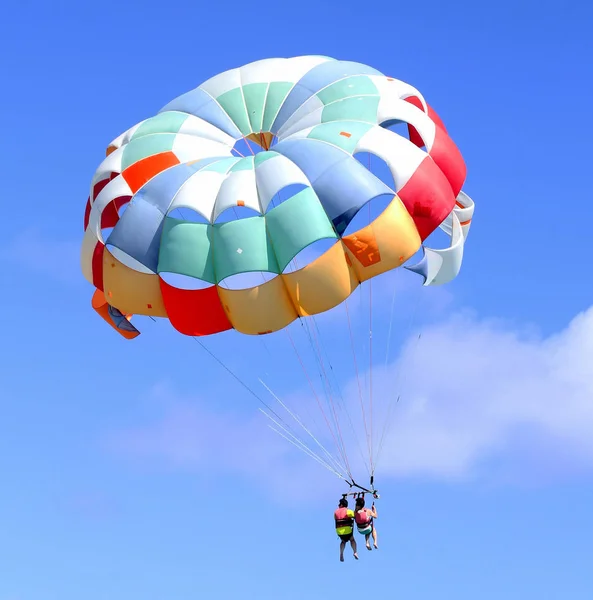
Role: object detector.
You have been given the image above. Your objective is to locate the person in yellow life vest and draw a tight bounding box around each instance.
[334,497,358,562]
[354,496,378,550]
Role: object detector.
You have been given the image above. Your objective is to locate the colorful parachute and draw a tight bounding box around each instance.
[81,55,474,340]
[81,55,477,491]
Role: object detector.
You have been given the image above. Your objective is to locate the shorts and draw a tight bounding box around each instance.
[339,533,353,542]
[357,517,374,536]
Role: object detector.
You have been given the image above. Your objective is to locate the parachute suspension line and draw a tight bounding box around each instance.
[299,319,348,466]
[286,327,353,479]
[299,322,340,449]
[301,318,356,480]
[298,317,337,434]
[243,136,256,156]
[191,336,285,423]
[289,249,338,428]
[191,335,344,477]
[191,336,305,445]
[344,299,372,473]
[373,330,424,475]
[150,323,343,480]
[307,317,371,479]
[371,270,410,474]
[369,275,374,475]
[279,229,357,480]
[263,418,347,481]
[254,270,321,435]
[300,320,342,443]
[367,167,375,475]
[257,336,274,377]
[373,281,424,474]
[384,272,399,368]
[260,189,344,468]
[265,422,345,480]
[286,233,369,479]
[258,378,348,478]
[373,394,398,477]
[259,399,347,480]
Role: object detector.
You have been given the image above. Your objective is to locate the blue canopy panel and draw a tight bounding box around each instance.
[160,87,242,139]
[274,138,393,235]
[271,60,384,134]
[106,159,219,272]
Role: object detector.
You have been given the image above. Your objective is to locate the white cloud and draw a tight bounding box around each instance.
[373,307,593,482]
[104,383,337,503]
[105,305,593,494]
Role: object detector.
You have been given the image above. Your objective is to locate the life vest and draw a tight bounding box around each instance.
[334,507,354,534]
[355,509,371,526]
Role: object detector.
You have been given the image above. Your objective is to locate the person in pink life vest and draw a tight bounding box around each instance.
[354,496,378,550]
[334,497,359,562]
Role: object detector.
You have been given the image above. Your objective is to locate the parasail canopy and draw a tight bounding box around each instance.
[81,55,474,339]
[81,56,476,490]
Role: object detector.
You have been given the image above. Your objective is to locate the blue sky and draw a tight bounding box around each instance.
[1,0,593,598]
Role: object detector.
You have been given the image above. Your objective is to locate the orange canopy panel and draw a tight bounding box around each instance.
[91,290,141,340]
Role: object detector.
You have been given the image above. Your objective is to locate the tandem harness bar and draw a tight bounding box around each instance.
[342,476,380,500]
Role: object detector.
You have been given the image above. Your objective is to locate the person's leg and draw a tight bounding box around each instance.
[365,532,372,550]
[350,536,358,559]
[340,540,346,562]
[372,526,378,549]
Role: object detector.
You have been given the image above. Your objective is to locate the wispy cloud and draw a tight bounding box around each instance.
[0,227,79,283]
[104,383,336,503]
[373,307,593,483]
[105,305,593,497]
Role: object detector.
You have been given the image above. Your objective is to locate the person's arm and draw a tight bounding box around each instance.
[370,505,377,518]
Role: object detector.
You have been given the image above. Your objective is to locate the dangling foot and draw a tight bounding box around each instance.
[340,555,344,562]
[366,542,372,551]
[354,552,359,560]
[374,543,378,549]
